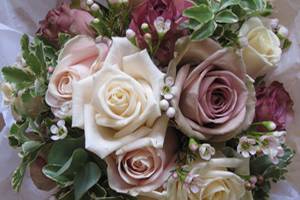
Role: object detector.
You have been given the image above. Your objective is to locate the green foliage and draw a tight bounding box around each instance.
[1,34,57,118]
[12,140,44,191]
[250,146,295,200]
[90,3,130,38]
[184,0,272,45]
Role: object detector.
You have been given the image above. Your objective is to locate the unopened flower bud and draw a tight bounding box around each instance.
[141,23,150,33]
[86,0,94,6]
[262,121,277,131]
[91,3,100,11]
[93,18,100,24]
[144,33,152,43]
[166,107,176,118]
[126,29,136,39]
[278,25,289,37]
[159,99,169,111]
[188,138,199,152]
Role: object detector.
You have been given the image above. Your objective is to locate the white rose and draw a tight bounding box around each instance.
[72,37,167,158]
[168,158,253,200]
[239,17,282,78]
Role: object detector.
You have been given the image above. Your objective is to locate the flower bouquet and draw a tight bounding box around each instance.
[0,0,296,200]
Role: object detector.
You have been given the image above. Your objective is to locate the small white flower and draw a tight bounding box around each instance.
[161,76,177,100]
[154,16,171,36]
[270,18,279,30]
[199,143,215,161]
[260,135,280,156]
[184,174,204,194]
[269,146,284,165]
[50,120,68,141]
[237,136,257,158]
[273,131,287,144]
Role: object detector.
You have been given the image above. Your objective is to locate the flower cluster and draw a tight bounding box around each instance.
[0,0,296,200]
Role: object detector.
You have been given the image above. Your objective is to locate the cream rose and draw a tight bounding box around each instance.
[168,158,253,200]
[239,17,282,78]
[46,35,110,118]
[72,37,167,158]
[106,128,177,196]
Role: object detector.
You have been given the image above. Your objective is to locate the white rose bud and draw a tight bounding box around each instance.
[239,17,282,78]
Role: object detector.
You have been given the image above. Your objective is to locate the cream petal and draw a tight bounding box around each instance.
[103,37,140,70]
[122,49,164,125]
[84,104,152,158]
[239,17,264,37]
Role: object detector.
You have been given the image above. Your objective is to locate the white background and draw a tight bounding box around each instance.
[0,0,299,199]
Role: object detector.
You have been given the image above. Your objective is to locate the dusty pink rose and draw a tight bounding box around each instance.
[46,35,111,118]
[255,81,294,130]
[106,129,178,196]
[129,0,192,65]
[171,39,255,141]
[37,3,95,44]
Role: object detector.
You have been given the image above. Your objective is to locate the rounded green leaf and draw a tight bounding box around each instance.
[216,10,239,23]
[183,5,214,24]
[191,21,217,41]
[74,162,101,200]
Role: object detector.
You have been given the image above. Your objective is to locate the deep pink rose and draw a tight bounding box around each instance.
[129,0,192,65]
[255,81,294,130]
[171,39,255,142]
[37,3,95,44]
[106,128,178,196]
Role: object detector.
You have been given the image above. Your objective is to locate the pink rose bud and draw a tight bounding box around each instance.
[37,3,96,45]
[255,82,294,131]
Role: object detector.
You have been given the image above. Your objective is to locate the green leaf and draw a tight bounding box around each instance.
[2,67,34,89]
[194,0,209,5]
[34,39,47,70]
[21,34,30,61]
[43,165,73,187]
[58,33,72,47]
[8,121,30,147]
[183,5,214,24]
[191,20,217,40]
[22,141,42,154]
[43,148,88,186]
[53,148,88,177]
[48,137,84,166]
[74,162,101,200]
[239,0,257,11]
[220,0,239,10]
[216,10,239,23]
[12,141,43,191]
[26,53,42,75]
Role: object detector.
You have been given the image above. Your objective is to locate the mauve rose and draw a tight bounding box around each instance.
[255,81,294,130]
[106,128,178,196]
[129,0,192,65]
[171,39,256,141]
[37,3,95,44]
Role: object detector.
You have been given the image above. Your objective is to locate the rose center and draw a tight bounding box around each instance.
[106,86,131,115]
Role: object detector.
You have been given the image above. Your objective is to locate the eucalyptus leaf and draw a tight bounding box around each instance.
[191,21,217,40]
[48,137,84,165]
[183,5,214,24]
[216,10,239,23]
[43,165,73,187]
[74,162,101,200]
[52,148,88,177]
